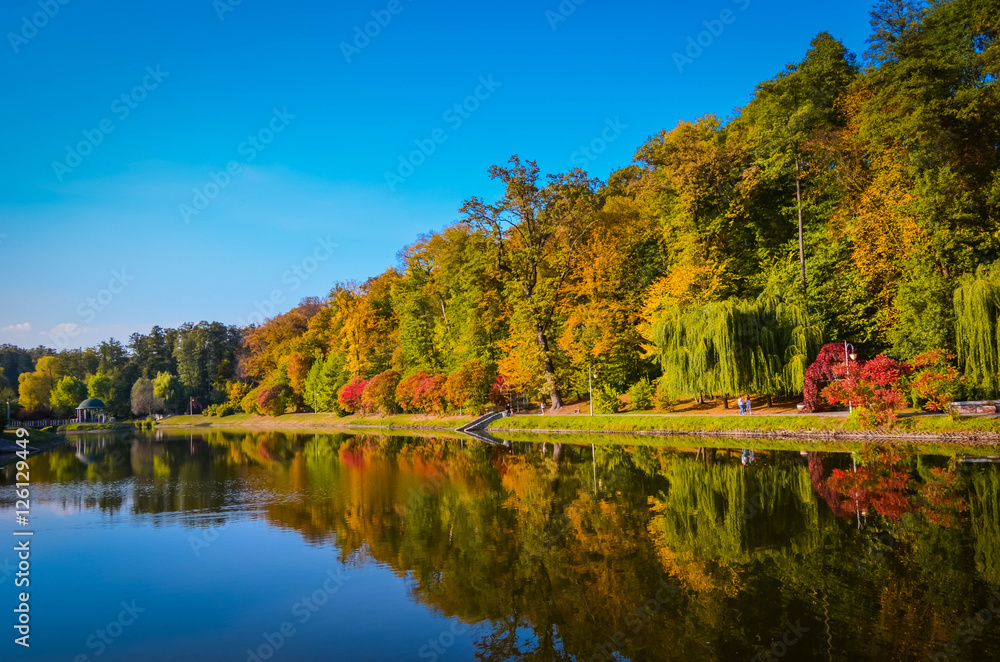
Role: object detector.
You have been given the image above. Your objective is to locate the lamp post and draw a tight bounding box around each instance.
[589,364,594,417]
[844,342,857,413]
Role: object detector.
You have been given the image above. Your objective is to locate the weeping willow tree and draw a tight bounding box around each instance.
[955,266,1000,399]
[651,297,821,401]
[970,468,1000,587]
[650,458,821,565]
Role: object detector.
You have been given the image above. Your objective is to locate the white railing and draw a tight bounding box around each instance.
[14,419,78,428]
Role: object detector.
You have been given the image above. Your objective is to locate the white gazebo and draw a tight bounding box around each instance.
[76,398,107,423]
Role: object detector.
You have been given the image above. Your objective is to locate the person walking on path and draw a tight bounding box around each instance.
[744,395,752,416]
[737,395,746,416]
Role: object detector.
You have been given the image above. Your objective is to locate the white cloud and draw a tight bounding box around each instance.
[1,322,30,332]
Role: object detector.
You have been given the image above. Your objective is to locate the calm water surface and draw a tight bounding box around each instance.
[2,430,999,661]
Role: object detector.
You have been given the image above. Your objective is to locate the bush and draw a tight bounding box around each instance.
[338,378,369,414]
[627,378,654,411]
[201,404,235,417]
[241,385,263,416]
[396,372,448,414]
[909,349,963,412]
[653,379,674,412]
[258,384,292,417]
[594,385,623,414]
[228,381,252,413]
[823,355,911,429]
[361,370,400,415]
[446,361,493,414]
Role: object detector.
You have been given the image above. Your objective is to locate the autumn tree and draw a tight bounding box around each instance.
[462,156,601,408]
[361,370,400,415]
[17,355,62,411]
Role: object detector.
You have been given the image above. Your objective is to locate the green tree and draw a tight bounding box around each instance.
[50,376,88,417]
[87,371,116,405]
[652,297,820,403]
[954,265,1000,398]
[736,32,857,294]
[152,372,185,414]
[304,353,348,415]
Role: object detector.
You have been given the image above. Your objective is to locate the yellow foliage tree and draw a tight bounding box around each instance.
[17,356,61,411]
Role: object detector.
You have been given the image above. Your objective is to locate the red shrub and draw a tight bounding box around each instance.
[397,372,430,413]
[338,378,369,414]
[361,370,400,415]
[909,349,962,412]
[822,355,912,429]
[415,374,449,414]
[802,343,853,413]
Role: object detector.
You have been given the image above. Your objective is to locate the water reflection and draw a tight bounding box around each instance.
[3,431,999,661]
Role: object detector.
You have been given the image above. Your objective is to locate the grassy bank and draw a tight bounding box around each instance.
[490,430,1000,457]
[1,427,66,465]
[486,413,1000,441]
[149,409,1000,445]
[158,412,476,430]
[57,422,139,432]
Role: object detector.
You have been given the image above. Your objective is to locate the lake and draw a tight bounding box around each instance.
[2,429,999,661]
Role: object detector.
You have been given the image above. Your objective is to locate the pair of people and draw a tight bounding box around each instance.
[737,395,752,416]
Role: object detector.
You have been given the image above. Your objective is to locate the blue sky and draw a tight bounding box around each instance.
[0,0,875,350]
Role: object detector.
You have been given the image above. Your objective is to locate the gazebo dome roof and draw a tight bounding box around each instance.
[78,398,107,409]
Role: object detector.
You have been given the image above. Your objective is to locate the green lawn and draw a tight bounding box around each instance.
[490,430,1000,457]
[57,422,137,432]
[158,412,475,429]
[140,410,1000,443]
[488,414,846,433]
[487,413,1000,437]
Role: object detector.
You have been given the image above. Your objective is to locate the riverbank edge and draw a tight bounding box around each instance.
[0,428,66,466]
[149,412,1000,446]
[485,425,1000,446]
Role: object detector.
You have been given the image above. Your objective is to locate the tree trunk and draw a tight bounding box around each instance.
[767,393,773,408]
[723,395,729,409]
[795,153,806,295]
[535,325,564,409]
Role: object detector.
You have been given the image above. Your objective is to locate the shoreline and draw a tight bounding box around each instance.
[144,411,1000,446]
[486,425,1000,446]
